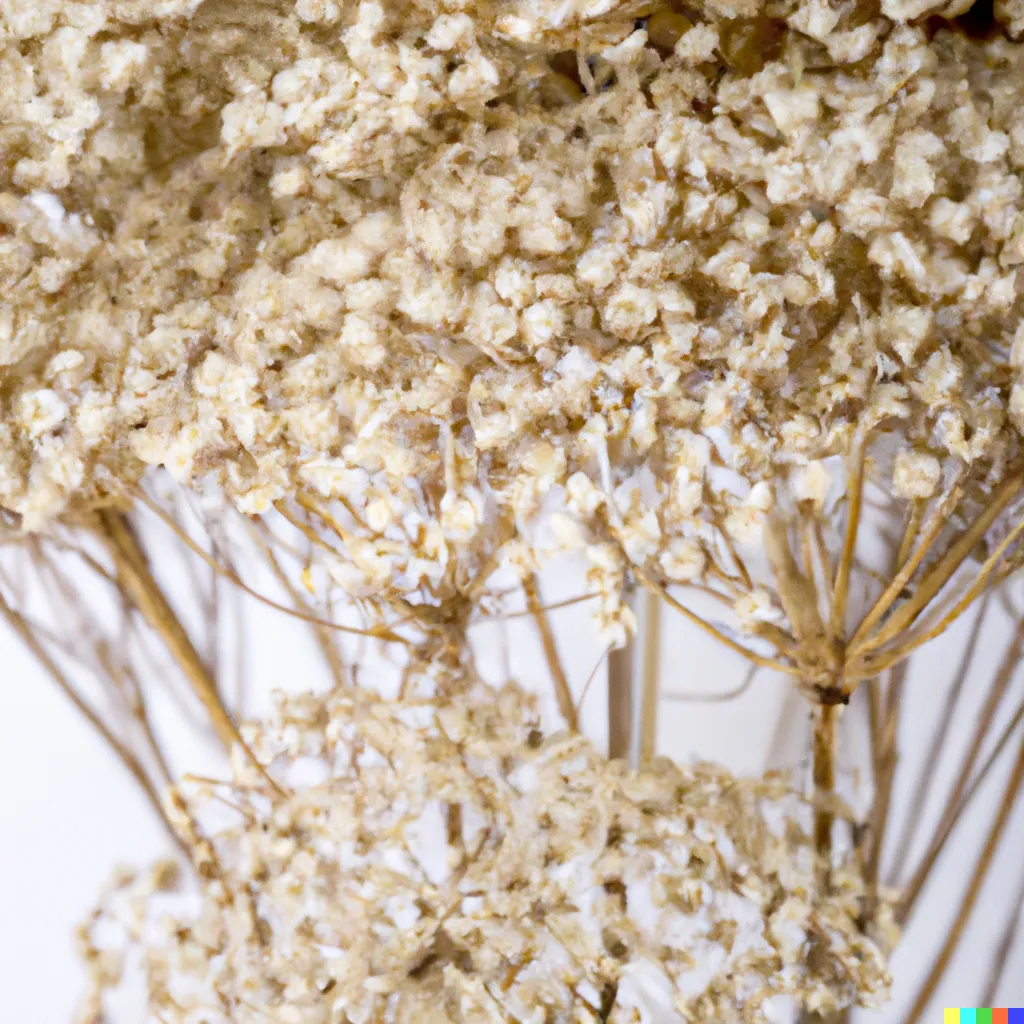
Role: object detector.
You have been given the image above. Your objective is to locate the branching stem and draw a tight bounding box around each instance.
[98,511,285,797]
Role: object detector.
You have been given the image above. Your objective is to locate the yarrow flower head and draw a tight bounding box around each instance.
[1,0,1022,651]
[78,679,894,1023]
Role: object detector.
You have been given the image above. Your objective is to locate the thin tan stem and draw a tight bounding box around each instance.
[813,702,840,868]
[853,474,1022,658]
[574,644,611,718]
[100,511,229,745]
[476,591,598,623]
[129,673,177,791]
[863,663,906,920]
[720,523,753,590]
[253,524,347,689]
[47,539,120,586]
[274,501,342,557]
[523,574,577,732]
[635,569,800,676]
[901,689,1024,922]
[135,491,405,643]
[709,499,753,590]
[812,519,831,592]
[607,654,633,759]
[765,516,829,653]
[705,560,746,598]
[981,849,1024,1006]
[863,677,883,862]
[904,730,1024,1024]
[807,515,834,626]
[665,663,758,703]
[830,435,867,642]
[886,597,989,883]
[897,499,926,570]
[898,619,1024,918]
[295,492,365,544]
[0,590,184,854]
[849,482,964,649]
[98,511,285,797]
[863,514,1024,672]
[639,588,661,763]
[608,589,634,761]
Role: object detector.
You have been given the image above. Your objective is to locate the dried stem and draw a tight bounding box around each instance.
[829,434,866,642]
[848,482,964,649]
[135,490,405,643]
[99,511,231,746]
[522,573,577,731]
[765,515,829,656]
[904,728,1024,1024]
[479,591,598,622]
[635,568,800,676]
[886,596,989,883]
[607,645,633,760]
[898,618,1024,919]
[865,514,1024,672]
[249,521,347,690]
[862,663,906,920]
[607,586,635,761]
[0,589,183,854]
[980,845,1024,1006]
[812,702,840,869]
[639,588,661,764]
[853,474,1022,658]
[98,510,285,797]
[664,663,758,703]
[574,644,611,718]
[274,501,342,557]
[896,499,925,570]
[901,687,1024,924]
[862,678,883,866]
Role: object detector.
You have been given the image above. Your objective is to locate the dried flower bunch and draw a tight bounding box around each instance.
[78,680,893,1024]
[4,0,1024,1017]
[2,0,1023,646]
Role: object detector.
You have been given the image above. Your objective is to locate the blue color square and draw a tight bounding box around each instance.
[1007,1009,1024,1024]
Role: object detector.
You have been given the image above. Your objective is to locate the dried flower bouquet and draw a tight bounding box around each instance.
[2,0,1024,1018]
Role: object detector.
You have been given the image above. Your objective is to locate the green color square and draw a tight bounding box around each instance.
[978,1010,993,1024]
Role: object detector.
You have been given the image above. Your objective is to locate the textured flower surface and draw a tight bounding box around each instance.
[78,680,893,1024]
[2,0,1023,643]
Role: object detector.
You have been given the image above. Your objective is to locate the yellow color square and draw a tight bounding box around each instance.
[945,1011,960,1024]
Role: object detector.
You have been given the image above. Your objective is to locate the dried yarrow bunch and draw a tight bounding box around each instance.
[2,0,1023,627]
[77,679,893,1024]
[3,0,1024,743]
[3,0,1024,1017]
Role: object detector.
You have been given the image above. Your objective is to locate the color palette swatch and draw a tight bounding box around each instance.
[944,1011,1024,1024]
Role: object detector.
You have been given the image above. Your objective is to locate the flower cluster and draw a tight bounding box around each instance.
[2,0,1022,643]
[78,680,893,1023]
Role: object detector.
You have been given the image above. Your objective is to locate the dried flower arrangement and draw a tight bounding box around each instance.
[77,682,894,1023]
[2,0,1024,1019]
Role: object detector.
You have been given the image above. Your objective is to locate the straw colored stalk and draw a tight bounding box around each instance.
[628,446,1024,883]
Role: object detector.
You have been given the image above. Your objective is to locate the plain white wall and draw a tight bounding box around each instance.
[1,538,1022,1020]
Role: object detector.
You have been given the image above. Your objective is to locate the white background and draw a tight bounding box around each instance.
[1,541,1023,1021]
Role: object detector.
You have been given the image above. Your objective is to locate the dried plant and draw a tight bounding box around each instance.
[77,680,894,1024]
[2,0,1024,1018]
